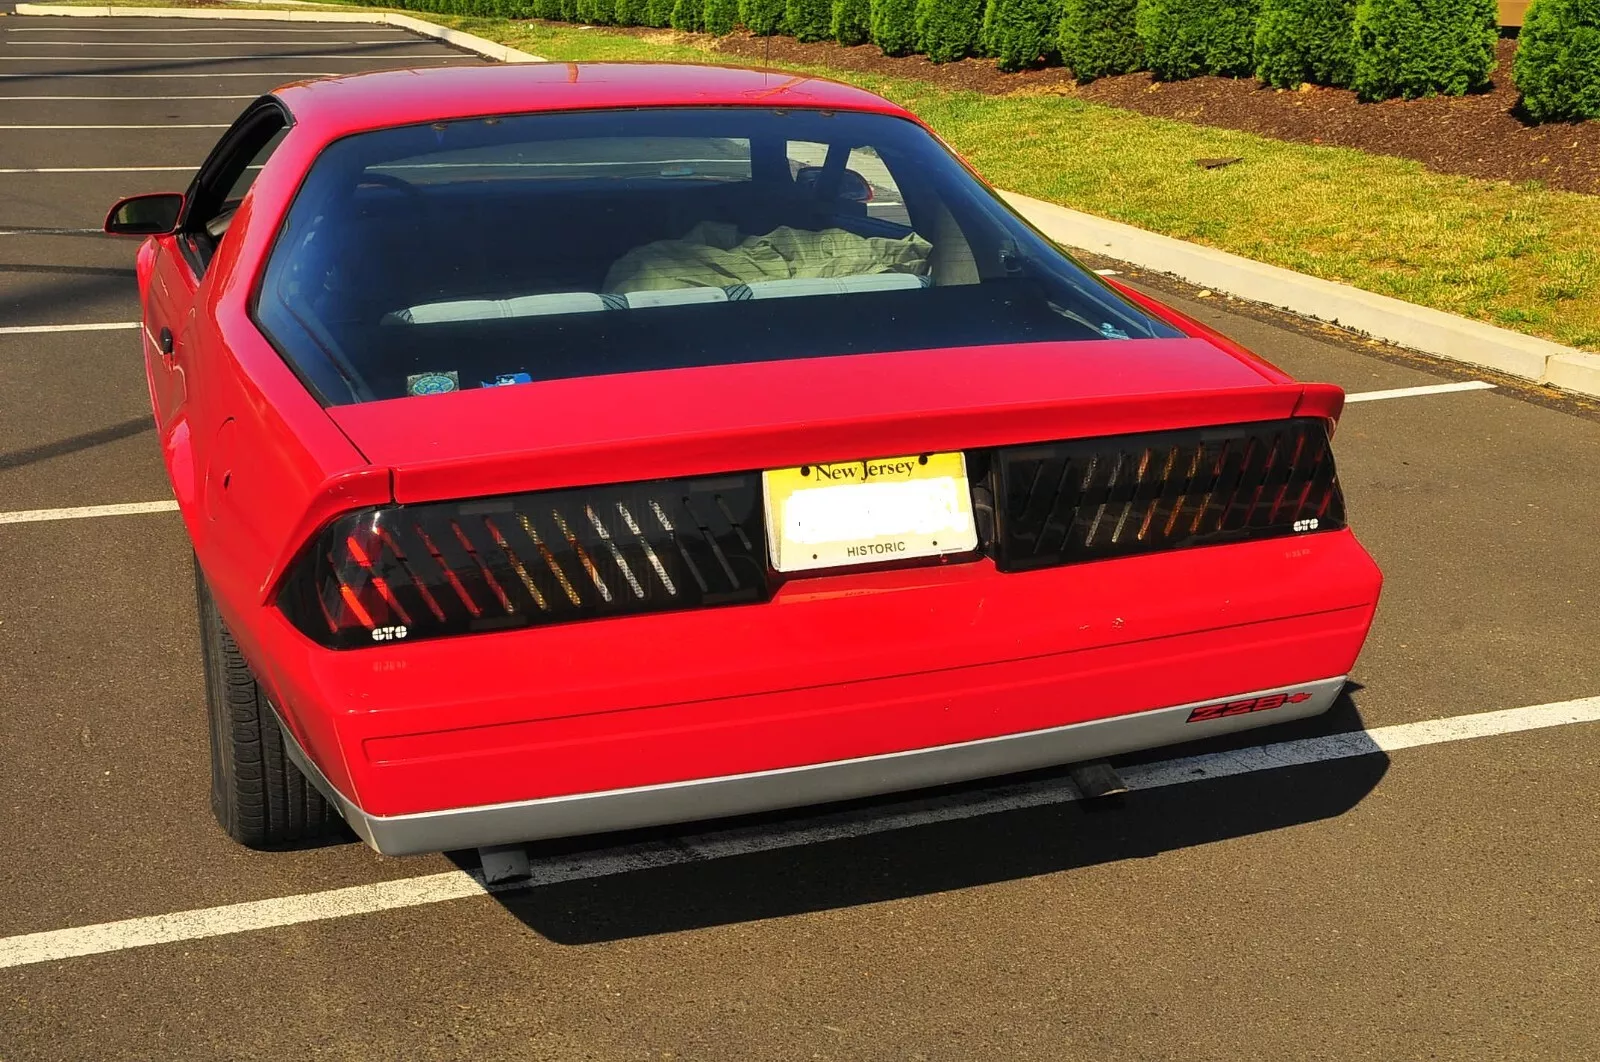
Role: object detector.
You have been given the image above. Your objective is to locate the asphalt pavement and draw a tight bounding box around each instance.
[0,14,1597,1061]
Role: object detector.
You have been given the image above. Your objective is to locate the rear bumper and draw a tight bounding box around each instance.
[249,529,1382,852]
[282,676,1346,856]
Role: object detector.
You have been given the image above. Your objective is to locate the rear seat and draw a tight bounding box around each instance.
[331,182,901,325]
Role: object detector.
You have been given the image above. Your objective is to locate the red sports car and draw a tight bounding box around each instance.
[107,62,1381,856]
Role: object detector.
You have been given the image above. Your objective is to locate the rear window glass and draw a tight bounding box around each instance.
[255,107,1181,405]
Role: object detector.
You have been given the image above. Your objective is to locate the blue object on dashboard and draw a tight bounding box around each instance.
[482,372,534,387]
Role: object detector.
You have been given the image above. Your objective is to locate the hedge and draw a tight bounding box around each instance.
[741,0,788,32]
[1350,0,1498,100]
[787,0,835,39]
[1514,0,1600,120]
[1136,0,1261,79]
[466,0,1531,112]
[871,0,921,52]
[1254,0,1357,87]
[1055,0,1141,80]
[670,0,704,28]
[917,0,986,60]
[979,0,999,54]
[704,0,740,32]
[982,0,1058,69]
[379,0,537,13]
[833,0,874,42]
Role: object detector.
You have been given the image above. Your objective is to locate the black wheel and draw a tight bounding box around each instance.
[196,557,342,848]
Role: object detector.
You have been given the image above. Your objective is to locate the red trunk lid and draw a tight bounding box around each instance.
[327,339,1332,504]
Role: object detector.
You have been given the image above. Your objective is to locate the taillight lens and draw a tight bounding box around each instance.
[279,421,1346,646]
[279,473,769,649]
[993,418,1345,572]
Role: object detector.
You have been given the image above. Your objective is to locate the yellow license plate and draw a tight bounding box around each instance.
[762,452,978,573]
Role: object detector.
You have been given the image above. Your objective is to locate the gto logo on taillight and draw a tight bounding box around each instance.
[1187,691,1313,723]
[371,625,408,642]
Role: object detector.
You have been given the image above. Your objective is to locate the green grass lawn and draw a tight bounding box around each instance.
[40,1,1600,351]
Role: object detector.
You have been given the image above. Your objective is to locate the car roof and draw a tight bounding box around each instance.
[273,62,916,141]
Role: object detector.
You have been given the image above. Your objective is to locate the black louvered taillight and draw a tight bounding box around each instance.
[993,418,1345,572]
[279,474,768,648]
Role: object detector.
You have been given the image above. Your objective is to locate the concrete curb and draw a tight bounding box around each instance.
[1002,190,1600,401]
[1546,352,1600,396]
[12,3,547,62]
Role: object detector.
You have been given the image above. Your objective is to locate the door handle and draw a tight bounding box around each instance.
[159,327,174,357]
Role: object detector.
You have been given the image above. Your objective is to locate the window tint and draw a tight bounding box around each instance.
[255,107,1182,405]
[225,125,288,203]
[370,135,753,185]
[184,107,290,273]
[851,146,910,227]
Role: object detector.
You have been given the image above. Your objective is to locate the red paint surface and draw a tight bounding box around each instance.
[126,64,1383,828]
[273,63,916,141]
[266,531,1379,816]
[330,339,1301,503]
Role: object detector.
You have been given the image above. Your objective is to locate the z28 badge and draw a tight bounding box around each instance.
[1187,691,1314,723]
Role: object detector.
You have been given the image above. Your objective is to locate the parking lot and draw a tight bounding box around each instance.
[1,12,1599,1060]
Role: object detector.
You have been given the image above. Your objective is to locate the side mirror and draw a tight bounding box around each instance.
[104,192,184,237]
[794,166,875,204]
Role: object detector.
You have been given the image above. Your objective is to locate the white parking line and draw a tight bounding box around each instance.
[0,501,178,526]
[1344,381,1497,403]
[5,26,385,32]
[0,94,258,100]
[12,40,418,46]
[0,54,481,61]
[0,73,340,79]
[0,124,230,129]
[0,227,102,236]
[0,165,194,173]
[0,321,139,334]
[1,693,1596,970]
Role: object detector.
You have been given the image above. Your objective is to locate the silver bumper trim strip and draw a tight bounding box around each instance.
[278,677,1347,856]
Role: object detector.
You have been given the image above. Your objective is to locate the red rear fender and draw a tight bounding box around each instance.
[1106,278,1298,386]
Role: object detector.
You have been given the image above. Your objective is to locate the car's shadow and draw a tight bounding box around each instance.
[445,687,1385,945]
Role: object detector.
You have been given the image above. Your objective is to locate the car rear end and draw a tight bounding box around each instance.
[236,79,1381,854]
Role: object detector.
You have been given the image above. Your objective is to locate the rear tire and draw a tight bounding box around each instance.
[196,558,341,848]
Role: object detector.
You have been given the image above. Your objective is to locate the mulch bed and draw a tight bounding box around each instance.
[607,27,1600,195]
